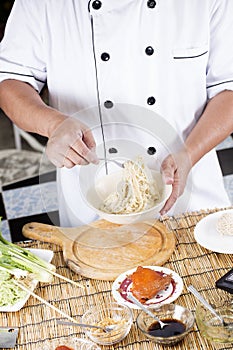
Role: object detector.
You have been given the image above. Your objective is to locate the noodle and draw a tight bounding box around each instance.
[216,212,233,236]
[100,157,160,214]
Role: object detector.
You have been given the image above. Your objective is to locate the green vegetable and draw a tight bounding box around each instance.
[0,218,55,283]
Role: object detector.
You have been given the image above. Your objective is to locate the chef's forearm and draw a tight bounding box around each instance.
[0,79,67,137]
[184,90,233,166]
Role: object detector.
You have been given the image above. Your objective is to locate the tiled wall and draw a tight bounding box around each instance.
[0,171,59,242]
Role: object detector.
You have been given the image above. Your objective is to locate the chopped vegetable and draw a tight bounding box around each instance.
[0,217,57,306]
[0,270,27,306]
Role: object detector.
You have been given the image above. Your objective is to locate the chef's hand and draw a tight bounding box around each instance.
[159,150,192,215]
[46,116,98,168]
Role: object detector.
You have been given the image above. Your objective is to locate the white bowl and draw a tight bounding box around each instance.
[85,169,172,224]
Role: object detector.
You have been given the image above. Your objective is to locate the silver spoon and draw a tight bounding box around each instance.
[127,293,168,329]
[187,285,226,325]
[56,320,116,333]
[98,158,124,168]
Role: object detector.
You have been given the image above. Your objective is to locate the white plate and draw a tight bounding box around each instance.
[194,209,233,254]
[0,248,54,312]
[111,266,183,309]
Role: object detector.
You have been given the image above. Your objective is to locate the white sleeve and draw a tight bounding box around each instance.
[207,0,233,99]
[0,0,46,92]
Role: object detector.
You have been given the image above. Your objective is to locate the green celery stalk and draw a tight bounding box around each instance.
[0,234,55,271]
[0,217,55,283]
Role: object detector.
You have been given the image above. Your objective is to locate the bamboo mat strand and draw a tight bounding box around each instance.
[0,208,233,349]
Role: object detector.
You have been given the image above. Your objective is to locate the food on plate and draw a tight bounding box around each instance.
[55,346,74,350]
[112,266,183,309]
[131,266,172,303]
[216,212,233,236]
[100,156,160,214]
[0,221,55,306]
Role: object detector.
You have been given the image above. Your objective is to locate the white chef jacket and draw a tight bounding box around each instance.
[0,0,233,227]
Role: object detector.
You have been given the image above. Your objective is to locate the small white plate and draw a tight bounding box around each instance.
[0,248,54,312]
[111,266,183,309]
[194,209,233,254]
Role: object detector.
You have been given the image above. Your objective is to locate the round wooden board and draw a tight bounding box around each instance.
[23,220,176,280]
[70,220,175,280]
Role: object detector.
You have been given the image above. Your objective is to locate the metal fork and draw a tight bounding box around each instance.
[187,285,226,325]
[57,320,117,333]
[127,294,168,329]
[98,158,124,168]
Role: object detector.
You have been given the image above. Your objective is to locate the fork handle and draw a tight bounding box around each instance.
[127,294,167,327]
[187,285,223,323]
[98,158,123,168]
[56,320,104,331]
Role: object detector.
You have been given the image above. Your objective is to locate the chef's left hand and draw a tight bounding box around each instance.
[159,150,192,215]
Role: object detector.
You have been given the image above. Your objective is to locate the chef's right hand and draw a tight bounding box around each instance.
[46,116,98,168]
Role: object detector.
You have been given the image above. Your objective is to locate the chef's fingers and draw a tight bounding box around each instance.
[82,128,97,154]
[63,157,76,169]
[160,178,180,215]
[47,152,88,168]
[65,147,89,166]
[160,155,175,185]
[160,157,177,215]
[46,116,99,168]
[45,150,76,168]
[47,144,93,168]
[160,151,192,215]
[70,138,98,164]
[46,142,89,168]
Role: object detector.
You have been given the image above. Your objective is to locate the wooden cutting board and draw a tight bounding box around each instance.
[22,220,175,280]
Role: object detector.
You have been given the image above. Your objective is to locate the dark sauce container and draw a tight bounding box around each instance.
[136,304,194,345]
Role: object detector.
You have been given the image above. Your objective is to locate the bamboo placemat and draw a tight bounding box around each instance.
[1,208,233,350]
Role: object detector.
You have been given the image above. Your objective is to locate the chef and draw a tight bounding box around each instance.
[0,0,233,227]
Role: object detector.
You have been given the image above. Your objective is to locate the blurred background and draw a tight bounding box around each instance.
[0,0,52,187]
[0,1,15,150]
[0,1,14,40]
[0,1,56,242]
